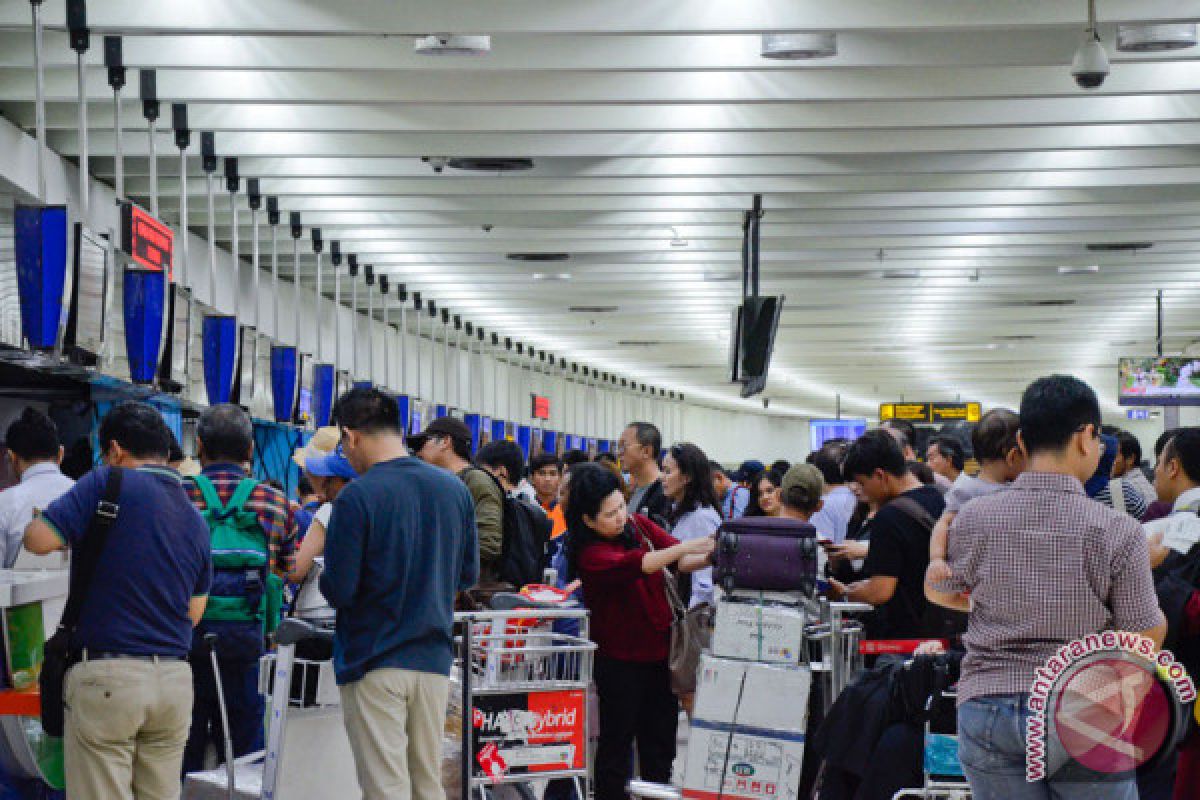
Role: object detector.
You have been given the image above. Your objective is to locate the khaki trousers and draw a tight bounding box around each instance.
[339,668,450,800]
[64,657,193,800]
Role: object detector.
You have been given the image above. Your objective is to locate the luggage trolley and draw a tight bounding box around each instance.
[892,684,970,800]
[805,599,873,715]
[457,597,595,800]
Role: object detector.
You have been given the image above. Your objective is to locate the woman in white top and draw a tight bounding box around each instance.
[661,442,723,609]
[288,445,358,585]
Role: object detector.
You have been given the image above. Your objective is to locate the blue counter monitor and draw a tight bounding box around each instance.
[491,419,508,442]
[810,419,867,450]
[435,404,449,419]
[396,395,412,435]
[542,430,559,457]
[516,426,533,459]
[464,413,483,455]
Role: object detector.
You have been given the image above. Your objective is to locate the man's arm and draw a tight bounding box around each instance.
[459,499,480,591]
[832,575,897,606]
[468,473,504,567]
[188,596,208,626]
[23,515,66,555]
[319,490,366,609]
[925,583,971,612]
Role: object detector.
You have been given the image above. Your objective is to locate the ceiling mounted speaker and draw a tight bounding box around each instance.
[447,157,534,172]
[1116,24,1197,52]
[414,34,491,56]
[760,32,837,59]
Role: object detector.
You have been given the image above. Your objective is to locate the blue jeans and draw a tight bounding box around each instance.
[958,695,1137,800]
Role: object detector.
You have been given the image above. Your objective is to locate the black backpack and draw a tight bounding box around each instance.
[477,470,552,587]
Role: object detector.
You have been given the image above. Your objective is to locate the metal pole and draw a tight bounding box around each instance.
[268,197,280,339]
[113,90,123,200]
[314,253,323,361]
[443,316,450,407]
[382,281,391,388]
[207,173,217,306]
[148,118,158,217]
[400,303,408,393]
[1157,289,1164,357]
[415,301,422,399]
[350,260,359,377]
[251,206,260,328]
[229,190,239,321]
[365,268,375,382]
[31,1,47,203]
[75,50,88,220]
[334,260,342,372]
[177,148,188,285]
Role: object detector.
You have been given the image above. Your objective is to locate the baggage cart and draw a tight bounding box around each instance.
[457,602,595,800]
[892,686,970,800]
[805,599,872,715]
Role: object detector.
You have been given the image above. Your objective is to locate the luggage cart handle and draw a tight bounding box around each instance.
[274,617,334,646]
[831,601,874,615]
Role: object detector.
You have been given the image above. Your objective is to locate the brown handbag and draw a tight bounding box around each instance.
[640,524,713,696]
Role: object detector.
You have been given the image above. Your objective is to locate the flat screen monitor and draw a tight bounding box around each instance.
[737,295,784,398]
[65,224,109,363]
[1119,356,1200,406]
[233,325,257,407]
[810,419,867,450]
[157,284,192,393]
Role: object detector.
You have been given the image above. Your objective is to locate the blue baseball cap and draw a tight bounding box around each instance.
[304,444,358,480]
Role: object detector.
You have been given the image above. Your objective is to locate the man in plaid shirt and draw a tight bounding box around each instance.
[182,404,297,775]
[928,375,1165,799]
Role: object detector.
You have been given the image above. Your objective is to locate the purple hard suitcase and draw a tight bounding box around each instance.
[714,516,819,595]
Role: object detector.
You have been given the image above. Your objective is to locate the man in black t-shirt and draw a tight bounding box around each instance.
[829,430,945,639]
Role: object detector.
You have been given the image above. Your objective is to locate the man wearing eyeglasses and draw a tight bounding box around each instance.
[927,375,1165,798]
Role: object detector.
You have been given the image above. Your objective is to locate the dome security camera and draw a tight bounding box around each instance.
[1072,32,1110,89]
[482,224,494,233]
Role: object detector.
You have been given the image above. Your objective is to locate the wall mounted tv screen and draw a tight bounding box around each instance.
[1119,356,1200,406]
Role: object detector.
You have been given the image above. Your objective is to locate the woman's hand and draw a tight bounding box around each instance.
[827,540,868,562]
[684,536,716,557]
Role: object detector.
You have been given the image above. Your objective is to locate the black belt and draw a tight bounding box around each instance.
[83,651,186,663]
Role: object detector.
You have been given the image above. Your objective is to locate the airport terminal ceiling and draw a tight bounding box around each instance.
[2,1,1200,419]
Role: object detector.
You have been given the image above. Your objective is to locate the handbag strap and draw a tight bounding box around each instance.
[636,519,687,619]
[58,467,124,634]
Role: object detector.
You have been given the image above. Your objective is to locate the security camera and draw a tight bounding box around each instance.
[421,156,448,174]
[1072,32,1109,89]
[482,224,494,233]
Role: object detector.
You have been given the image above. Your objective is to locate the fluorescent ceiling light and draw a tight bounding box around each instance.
[760,33,838,59]
[882,269,921,279]
[414,35,491,56]
[1116,24,1197,52]
[1057,265,1101,275]
[531,272,571,282]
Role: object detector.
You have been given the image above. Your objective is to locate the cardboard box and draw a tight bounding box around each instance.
[682,721,805,800]
[712,598,806,665]
[693,655,811,735]
[717,587,808,608]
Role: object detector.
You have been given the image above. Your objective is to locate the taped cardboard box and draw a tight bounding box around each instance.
[711,598,806,665]
[682,721,805,800]
[693,655,811,735]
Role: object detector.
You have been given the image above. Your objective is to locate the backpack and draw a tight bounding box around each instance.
[192,475,283,657]
[475,469,552,587]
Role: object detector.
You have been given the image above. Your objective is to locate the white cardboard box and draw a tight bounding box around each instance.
[718,587,808,608]
[693,655,811,735]
[682,721,805,800]
[712,598,806,665]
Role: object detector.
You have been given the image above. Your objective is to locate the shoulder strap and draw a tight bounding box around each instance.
[889,495,936,532]
[226,478,259,515]
[634,518,686,618]
[59,468,124,633]
[1109,479,1126,516]
[191,474,222,514]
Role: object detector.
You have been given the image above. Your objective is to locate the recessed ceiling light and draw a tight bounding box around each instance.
[531,272,571,282]
[1116,24,1197,52]
[760,33,837,59]
[1057,264,1101,274]
[414,35,492,56]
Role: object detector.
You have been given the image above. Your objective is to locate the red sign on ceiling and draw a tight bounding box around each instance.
[531,395,551,420]
[120,202,174,278]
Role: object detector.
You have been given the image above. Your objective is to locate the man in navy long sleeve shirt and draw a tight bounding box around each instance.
[319,388,478,800]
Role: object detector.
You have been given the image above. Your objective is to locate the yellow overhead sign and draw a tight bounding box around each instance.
[879,402,982,424]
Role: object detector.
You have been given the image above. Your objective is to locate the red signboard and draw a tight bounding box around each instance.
[531,395,551,420]
[120,202,174,278]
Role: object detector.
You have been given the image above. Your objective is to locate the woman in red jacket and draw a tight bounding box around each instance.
[565,463,714,800]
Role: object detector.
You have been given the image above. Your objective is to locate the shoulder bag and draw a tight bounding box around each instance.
[637,518,713,696]
[40,467,123,737]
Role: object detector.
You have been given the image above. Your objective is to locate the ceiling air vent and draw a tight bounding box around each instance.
[448,157,534,172]
[995,334,1036,341]
[1116,24,1197,52]
[617,340,663,347]
[760,33,838,59]
[1027,299,1076,307]
[1086,242,1153,252]
[414,35,492,56]
[568,305,618,313]
[508,252,569,262]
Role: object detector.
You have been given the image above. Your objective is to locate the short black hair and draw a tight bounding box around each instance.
[476,440,525,484]
[197,403,254,463]
[625,421,662,459]
[297,474,315,496]
[928,436,965,472]
[843,430,907,481]
[98,402,172,460]
[1018,375,1102,455]
[909,460,936,486]
[5,407,60,462]
[529,452,562,475]
[881,419,917,450]
[564,463,628,577]
[811,440,850,486]
[595,451,619,467]
[562,449,590,467]
[667,443,719,523]
[770,459,791,475]
[334,387,402,434]
[971,408,1020,463]
[1164,428,1200,485]
[1155,428,1179,461]
[1115,430,1142,466]
[168,435,184,464]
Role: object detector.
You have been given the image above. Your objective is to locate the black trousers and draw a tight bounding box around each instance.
[594,655,679,800]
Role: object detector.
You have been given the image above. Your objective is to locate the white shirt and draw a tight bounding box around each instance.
[810,485,858,544]
[1144,486,1200,555]
[0,462,75,569]
[1124,469,1158,504]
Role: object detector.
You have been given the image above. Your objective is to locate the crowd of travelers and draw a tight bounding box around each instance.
[0,372,1197,800]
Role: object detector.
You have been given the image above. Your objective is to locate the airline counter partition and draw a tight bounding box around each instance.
[516,425,533,459]
[395,395,412,435]
[491,419,508,443]
[542,430,559,457]
[464,413,484,455]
